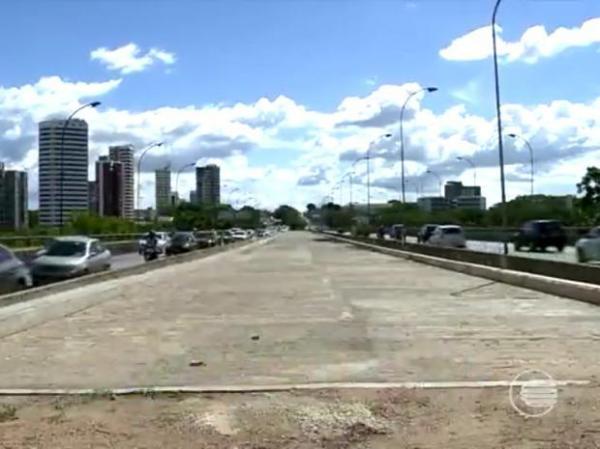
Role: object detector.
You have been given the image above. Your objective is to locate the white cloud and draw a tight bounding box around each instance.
[440,17,600,63]
[90,43,176,74]
[1,76,599,211]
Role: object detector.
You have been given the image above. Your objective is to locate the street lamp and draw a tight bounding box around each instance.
[426,169,442,196]
[59,101,101,228]
[399,86,438,203]
[136,141,164,210]
[175,162,197,199]
[357,133,392,221]
[508,133,535,196]
[492,0,508,255]
[456,156,477,187]
[341,171,354,207]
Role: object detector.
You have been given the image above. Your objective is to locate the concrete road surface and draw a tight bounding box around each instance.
[0,231,598,390]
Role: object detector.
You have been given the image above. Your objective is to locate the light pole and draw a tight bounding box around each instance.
[175,162,196,200]
[59,101,101,228]
[508,133,534,196]
[426,169,442,196]
[364,133,392,221]
[492,0,508,255]
[136,141,164,211]
[341,171,353,207]
[399,86,438,203]
[456,156,477,187]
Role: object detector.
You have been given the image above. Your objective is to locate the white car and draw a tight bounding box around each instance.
[428,225,467,249]
[231,230,248,241]
[576,227,600,263]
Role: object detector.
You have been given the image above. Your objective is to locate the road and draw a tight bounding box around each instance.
[1,232,599,448]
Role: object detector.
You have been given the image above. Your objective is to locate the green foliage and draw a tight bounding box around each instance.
[353,224,374,237]
[173,203,262,230]
[273,205,306,230]
[577,166,600,224]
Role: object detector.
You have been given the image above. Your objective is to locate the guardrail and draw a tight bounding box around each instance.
[328,233,600,287]
[0,233,142,249]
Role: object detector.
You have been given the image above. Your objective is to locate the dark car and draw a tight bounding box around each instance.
[417,224,439,243]
[0,244,33,294]
[165,232,197,255]
[513,220,567,252]
[194,230,218,248]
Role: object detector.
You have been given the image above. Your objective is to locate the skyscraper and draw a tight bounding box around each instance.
[96,156,124,217]
[155,166,171,214]
[196,164,220,205]
[0,163,28,230]
[38,119,89,226]
[88,181,98,214]
[109,145,134,220]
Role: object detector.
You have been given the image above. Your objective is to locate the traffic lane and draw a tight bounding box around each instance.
[0,231,598,389]
[110,251,146,270]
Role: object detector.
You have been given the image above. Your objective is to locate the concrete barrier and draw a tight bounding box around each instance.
[324,234,600,306]
[0,240,255,308]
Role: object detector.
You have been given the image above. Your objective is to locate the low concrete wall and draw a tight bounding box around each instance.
[349,236,600,287]
[0,240,251,308]
[323,234,600,306]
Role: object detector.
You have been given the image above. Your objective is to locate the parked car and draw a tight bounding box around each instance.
[222,230,235,244]
[165,232,197,255]
[0,244,33,294]
[389,224,405,240]
[417,224,439,243]
[138,232,170,254]
[195,230,218,248]
[428,225,467,248]
[513,220,567,252]
[31,236,111,281]
[575,227,600,263]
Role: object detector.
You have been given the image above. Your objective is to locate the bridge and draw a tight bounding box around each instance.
[0,232,598,446]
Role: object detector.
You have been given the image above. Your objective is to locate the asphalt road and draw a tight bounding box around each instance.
[0,231,598,390]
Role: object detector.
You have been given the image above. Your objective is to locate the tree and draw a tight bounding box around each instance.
[274,205,306,230]
[577,166,600,223]
[306,203,317,211]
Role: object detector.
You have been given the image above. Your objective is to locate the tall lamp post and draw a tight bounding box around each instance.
[492,0,508,255]
[399,87,438,203]
[456,156,477,187]
[59,101,101,228]
[341,171,354,207]
[363,133,392,221]
[426,169,442,196]
[508,133,534,196]
[136,141,164,211]
[175,162,197,199]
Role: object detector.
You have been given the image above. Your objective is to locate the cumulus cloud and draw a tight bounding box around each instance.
[1,76,599,210]
[90,43,176,74]
[440,17,600,63]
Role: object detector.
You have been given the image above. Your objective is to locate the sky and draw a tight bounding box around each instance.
[0,0,599,211]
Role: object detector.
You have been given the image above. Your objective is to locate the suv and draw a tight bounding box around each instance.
[194,230,218,248]
[428,225,466,248]
[513,220,567,252]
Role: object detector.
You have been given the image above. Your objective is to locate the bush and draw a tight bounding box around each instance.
[353,224,374,238]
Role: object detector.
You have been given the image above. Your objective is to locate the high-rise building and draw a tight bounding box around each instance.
[96,156,124,217]
[444,181,481,201]
[195,164,220,205]
[0,163,28,230]
[109,145,134,219]
[189,190,197,204]
[38,119,89,226]
[88,181,98,214]
[155,166,171,214]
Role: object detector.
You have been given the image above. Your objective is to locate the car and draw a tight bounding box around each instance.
[0,244,33,294]
[165,232,197,255]
[221,230,236,244]
[389,224,405,240]
[417,224,439,244]
[575,227,600,263]
[31,236,111,281]
[513,220,567,252]
[138,231,170,254]
[194,230,218,248]
[428,225,467,249]
[231,230,248,241]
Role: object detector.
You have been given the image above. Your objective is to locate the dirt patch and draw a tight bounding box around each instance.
[1,387,600,449]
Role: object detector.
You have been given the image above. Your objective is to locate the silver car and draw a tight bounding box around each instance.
[0,244,33,294]
[31,237,112,281]
[576,227,600,263]
[428,225,467,249]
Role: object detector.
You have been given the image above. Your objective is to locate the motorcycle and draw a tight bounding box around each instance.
[143,244,160,262]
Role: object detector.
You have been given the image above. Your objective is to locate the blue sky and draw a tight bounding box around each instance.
[1,0,599,209]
